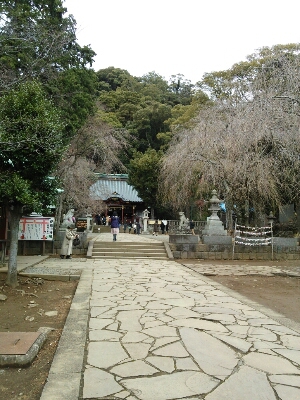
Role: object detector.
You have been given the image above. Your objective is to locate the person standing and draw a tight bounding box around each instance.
[60,226,77,259]
[137,219,141,234]
[128,221,132,234]
[161,220,166,235]
[165,221,169,234]
[95,214,101,225]
[162,219,168,234]
[111,211,120,241]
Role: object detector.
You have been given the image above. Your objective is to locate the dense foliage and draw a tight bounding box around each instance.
[95,67,210,212]
[0,0,97,137]
[0,0,97,286]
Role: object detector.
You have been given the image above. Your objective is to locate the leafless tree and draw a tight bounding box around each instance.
[161,53,300,227]
[55,110,129,222]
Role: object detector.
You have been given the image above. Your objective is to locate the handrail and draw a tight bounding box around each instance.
[167,220,206,235]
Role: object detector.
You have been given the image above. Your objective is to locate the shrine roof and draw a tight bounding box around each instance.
[90,177,142,202]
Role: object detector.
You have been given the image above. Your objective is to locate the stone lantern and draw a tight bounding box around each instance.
[207,190,222,221]
[267,211,275,227]
[202,189,232,244]
[142,209,150,234]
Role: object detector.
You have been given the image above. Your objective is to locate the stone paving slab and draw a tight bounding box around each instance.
[81,258,300,400]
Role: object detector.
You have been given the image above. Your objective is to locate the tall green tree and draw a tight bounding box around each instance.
[97,66,138,92]
[128,149,164,216]
[0,0,97,138]
[0,81,65,287]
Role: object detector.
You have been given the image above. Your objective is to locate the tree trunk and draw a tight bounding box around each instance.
[151,207,154,220]
[244,199,249,226]
[55,193,63,234]
[6,205,23,288]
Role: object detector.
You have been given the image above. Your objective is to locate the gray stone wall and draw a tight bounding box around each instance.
[170,236,300,260]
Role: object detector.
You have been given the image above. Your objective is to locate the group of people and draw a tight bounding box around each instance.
[111,214,170,241]
[123,221,142,234]
[152,219,168,236]
[95,214,108,226]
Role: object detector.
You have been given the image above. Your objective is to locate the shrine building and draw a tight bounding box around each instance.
[90,174,144,222]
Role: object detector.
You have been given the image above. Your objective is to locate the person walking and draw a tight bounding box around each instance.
[153,220,159,236]
[111,211,120,241]
[60,226,77,259]
[189,219,195,235]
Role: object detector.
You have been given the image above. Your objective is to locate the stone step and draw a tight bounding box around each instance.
[92,241,168,259]
[92,243,164,250]
[93,248,166,255]
[93,249,166,255]
[92,255,169,259]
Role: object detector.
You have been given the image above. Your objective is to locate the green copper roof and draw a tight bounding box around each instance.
[90,177,142,202]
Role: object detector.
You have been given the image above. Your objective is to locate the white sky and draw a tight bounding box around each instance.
[64,0,300,84]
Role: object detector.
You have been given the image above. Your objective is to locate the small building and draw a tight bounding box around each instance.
[90,174,144,222]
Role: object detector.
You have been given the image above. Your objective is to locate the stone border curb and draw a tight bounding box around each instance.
[0,327,52,367]
[19,272,81,281]
[40,268,93,400]
[164,241,174,259]
[87,237,98,258]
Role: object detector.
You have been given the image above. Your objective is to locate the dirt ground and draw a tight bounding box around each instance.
[182,260,300,325]
[0,273,77,400]
[208,275,300,324]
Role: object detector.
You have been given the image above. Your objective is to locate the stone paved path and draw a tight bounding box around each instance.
[82,256,300,400]
[32,233,300,399]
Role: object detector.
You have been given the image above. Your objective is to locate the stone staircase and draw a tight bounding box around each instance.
[91,240,169,260]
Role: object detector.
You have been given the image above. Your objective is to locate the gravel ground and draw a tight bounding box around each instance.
[20,258,87,276]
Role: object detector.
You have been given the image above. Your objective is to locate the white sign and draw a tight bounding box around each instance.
[19,217,54,241]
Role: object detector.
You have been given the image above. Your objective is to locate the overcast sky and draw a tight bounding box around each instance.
[64,0,300,84]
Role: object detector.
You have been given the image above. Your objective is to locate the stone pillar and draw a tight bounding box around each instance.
[86,214,92,231]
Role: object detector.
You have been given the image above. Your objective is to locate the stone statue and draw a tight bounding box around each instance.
[179,212,189,228]
[61,209,75,228]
